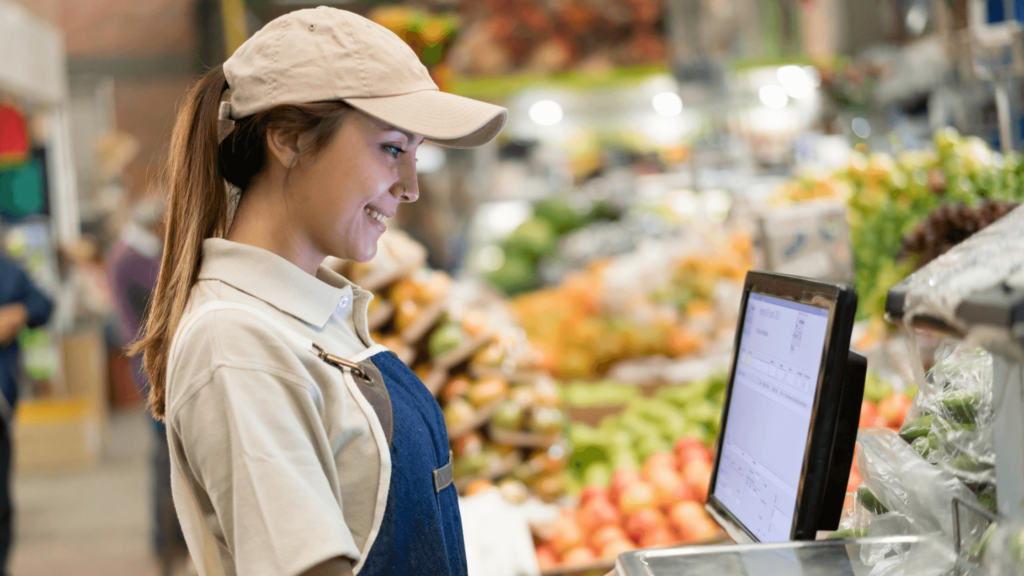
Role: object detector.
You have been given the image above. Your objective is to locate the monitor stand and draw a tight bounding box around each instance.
[705,501,754,544]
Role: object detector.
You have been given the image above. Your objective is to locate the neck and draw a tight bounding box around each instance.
[226,177,324,276]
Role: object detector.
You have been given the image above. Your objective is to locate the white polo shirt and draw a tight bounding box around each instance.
[166,239,392,576]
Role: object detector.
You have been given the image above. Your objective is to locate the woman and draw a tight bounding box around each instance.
[133,7,506,576]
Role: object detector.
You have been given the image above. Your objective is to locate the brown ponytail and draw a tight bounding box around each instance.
[131,65,351,420]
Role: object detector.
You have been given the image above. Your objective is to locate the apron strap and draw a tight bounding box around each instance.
[433,451,454,493]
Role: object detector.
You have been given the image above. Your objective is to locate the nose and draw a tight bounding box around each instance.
[390,153,420,203]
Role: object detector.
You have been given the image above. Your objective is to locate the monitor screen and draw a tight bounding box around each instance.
[712,293,832,542]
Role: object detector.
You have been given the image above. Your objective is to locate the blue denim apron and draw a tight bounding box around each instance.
[320,349,468,576]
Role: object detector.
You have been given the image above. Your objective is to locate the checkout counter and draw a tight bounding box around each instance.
[611,204,1024,575]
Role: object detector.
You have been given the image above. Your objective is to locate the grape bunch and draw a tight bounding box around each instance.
[900,200,1018,269]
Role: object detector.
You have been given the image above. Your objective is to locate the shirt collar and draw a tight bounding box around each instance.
[197,238,361,328]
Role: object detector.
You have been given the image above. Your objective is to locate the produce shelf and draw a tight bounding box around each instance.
[488,425,562,449]
[447,397,505,440]
[468,366,549,383]
[400,301,446,345]
[367,301,395,332]
[453,451,521,493]
[423,365,449,397]
[396,345,416,366]
[434,330,496,371]
[450,66,668,102]
[358,256,424,293]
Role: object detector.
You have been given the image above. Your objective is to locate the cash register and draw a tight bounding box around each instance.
[615,271,879,575]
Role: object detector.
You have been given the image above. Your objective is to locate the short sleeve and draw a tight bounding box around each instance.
[172,365,360,576]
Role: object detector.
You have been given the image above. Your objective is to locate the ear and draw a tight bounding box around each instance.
[266,128,301,168]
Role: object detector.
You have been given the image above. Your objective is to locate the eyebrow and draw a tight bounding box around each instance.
[384,126,423,147]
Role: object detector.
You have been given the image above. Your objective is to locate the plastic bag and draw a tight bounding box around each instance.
[857,427,982,537]
[898,204,1024,332]
[899,344,997,512]
[983,521,1024,575]
[860,534,958,576]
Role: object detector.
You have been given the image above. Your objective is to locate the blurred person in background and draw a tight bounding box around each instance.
[106,197,189,576]
[132,7,505,576]
[0,255,53,575]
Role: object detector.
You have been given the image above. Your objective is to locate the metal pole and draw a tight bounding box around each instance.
[994,81,1013,152]
[992,355,1024,521]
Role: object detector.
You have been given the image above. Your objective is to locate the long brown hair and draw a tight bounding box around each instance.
[131,65,351,420]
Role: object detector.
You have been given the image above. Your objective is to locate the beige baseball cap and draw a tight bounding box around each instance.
[221,6,507,148]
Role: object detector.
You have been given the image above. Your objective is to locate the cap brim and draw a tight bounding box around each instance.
[343,90,507,149]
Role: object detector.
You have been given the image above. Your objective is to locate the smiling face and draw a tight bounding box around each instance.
[283,110,422,263]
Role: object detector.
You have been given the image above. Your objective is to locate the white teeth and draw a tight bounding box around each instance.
[365,207,387,223]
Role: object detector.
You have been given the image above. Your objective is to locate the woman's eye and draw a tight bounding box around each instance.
[383,145,405,159]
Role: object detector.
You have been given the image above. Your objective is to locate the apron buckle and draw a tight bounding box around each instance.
[312,343,370,382]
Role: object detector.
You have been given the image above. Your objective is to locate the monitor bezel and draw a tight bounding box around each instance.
[707,271,858,542]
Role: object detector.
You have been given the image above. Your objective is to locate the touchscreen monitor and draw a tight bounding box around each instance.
[712,294,831,542]
[706,271,863,543]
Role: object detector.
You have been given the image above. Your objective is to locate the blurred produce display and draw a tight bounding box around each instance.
[816,59,883,114]
[487,197,622,296]
[369,7,461,90]
[564,374,726,490]
[774,129,1024,320]
[516,374,725,572]
[447,0,667,78]
[512,233,751,379]
[859,371,914,432]
[899,199,1018,271]
[534,437,723,572]
[449,373,570,502]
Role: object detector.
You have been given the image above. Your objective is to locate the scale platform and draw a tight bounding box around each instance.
[614,534,949,576]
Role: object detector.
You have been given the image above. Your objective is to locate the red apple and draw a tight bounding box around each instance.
[677,445,711,468]
[878,394,911,428]
[667,500,707,533]
[535,545,558,570]
[859,400,879,428]
[548,515,583,555]
[591,524,629,550]
[674,436,704,455]
[609,468,642,507]
[847,469,862,493]
[640,527,677,548]
[579,485,608,508]
[623,508,668,543]
[682,460,712,502]
[577,496,621,532]
[619,481,657,515]
[562,546,597,566]
[643,453,679,480]
[678,517,719,543]
[649,469,692,507]
[600,539,637,559]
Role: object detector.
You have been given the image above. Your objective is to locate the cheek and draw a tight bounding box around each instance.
[298,144,395,258]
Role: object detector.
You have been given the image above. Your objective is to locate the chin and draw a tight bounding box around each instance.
[351,242,378,263]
